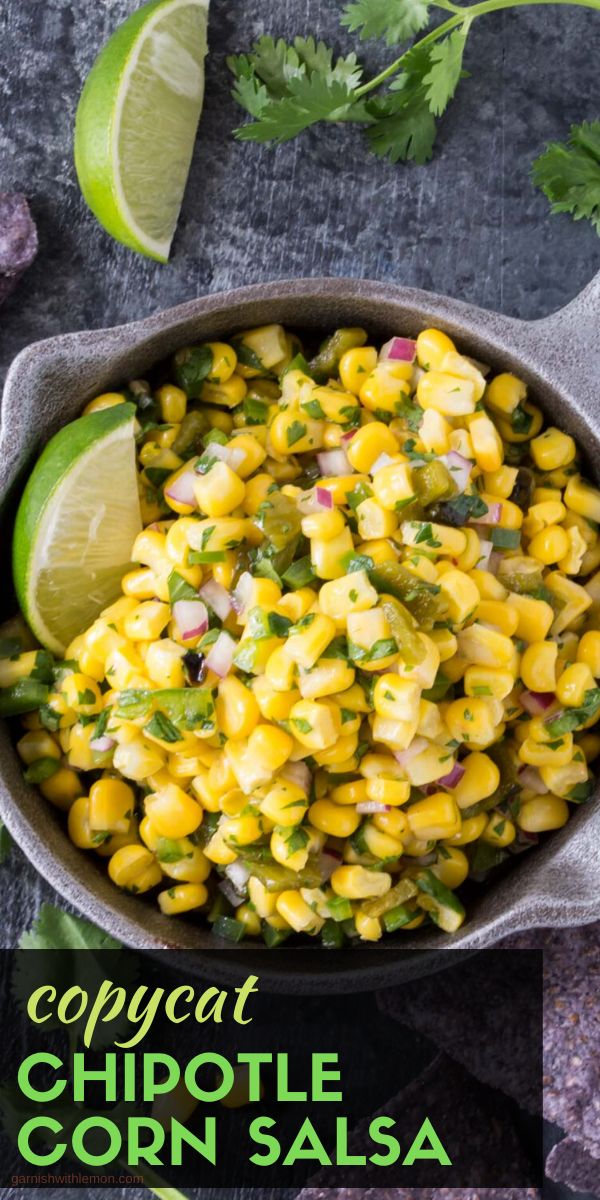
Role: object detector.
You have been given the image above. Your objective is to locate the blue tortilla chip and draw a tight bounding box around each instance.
[546,1134,600,1195]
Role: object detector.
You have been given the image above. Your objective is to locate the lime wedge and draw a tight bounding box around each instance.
[13,404,143,655]
[74,0,209,261]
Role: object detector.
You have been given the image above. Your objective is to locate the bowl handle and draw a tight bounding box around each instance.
[514,270,600,403]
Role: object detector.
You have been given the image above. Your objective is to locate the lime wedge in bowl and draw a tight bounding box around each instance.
[74,0,209,261]
[13,403,142,656]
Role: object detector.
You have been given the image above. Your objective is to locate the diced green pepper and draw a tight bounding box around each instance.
[362,877,418,918]
[170,410,208,456]
[413,460,455,506]
[0,680,49,716]
[255,491,302,550]
[309,328,367,383]
[212,915,246,943]
[240,855,323,892]
[368,561,441,628]
[282,556,317,590]
[262,921,291,947]
[491,528,521,549]
[381,598,425,667]
[383,904,416,931]
[320,918,346,949]
[416,868,465,933]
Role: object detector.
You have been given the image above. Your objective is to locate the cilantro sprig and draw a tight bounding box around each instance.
[229,2,600,233]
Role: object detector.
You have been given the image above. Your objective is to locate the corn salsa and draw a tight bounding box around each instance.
[5,321,600,944]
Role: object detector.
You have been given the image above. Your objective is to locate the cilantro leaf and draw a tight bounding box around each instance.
[234,72,356,144]
[19,904,122,951]
[366,48,438,164]
[341,0,431,45]
[532,121,600,235]
[293,36,363,89]
[422,28,469,116]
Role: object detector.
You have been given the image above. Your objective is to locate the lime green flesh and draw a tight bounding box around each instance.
[74,0,209,261]
[13,404,143,656]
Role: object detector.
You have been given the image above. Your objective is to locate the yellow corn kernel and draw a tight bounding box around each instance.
[231,904,260,937]
[108,844,162,892]
[123,601,171,642]
[356,497,398,540]
[145,639,186,689]
[577,631,600,677]
[60,673,102,716]
[564,474,600,523]
[220,811,262,846]
[556,662,596,707]
[485,372,526,415]
[248,875,276,918]
[264,646,297,692]
[418,408,452,454]
[438,569,480,626]
[269,411,324,456]
[237,577,283,621]
[186,517,248,554]
[276,891,324,934]
[578,732,600,762]
[251,677,298,722]
[201,375,247,409]
[298,658,355,700]
[193,462,246,517]
[215,676,260,739]
[373,675,421,722]
[523,501,567,537]
[346,422,398,472]
[539,753,589,798]
[158,882,208,915]
[121,567,157,600]
[529,525,569,565]
[406,792,461,840]
[259,779,307,828]
[360,365,411,414]
[372,810,410,843]
[330,865,391,901]
[203,342,237,384]
[203,829,238,865]
[517,794,569,832]
[145,783,203,838]
[464,665,514,700]
[307,384,360,425]
[301,508,346,541]
[17,730,61,766]
[289,699,341,751]
[67,797,96,848]
[310,526,354,580]
[84,391,128,415]
[68,723,114,771]
[88,778,135,834]
[559,525,587,575]
[445,696,503,746]
[428,628,458,663]
[416,328,456,370]
[483,465,518,499]
[518,734,574,768]
[547,573,592,636]
[469,414,503,472]
[456,528,484,573]
[417,371,477,416]
[284,614,335,670]
[469,568,507,601]
[318,570,378,627]
[317,474,369,506]
[355,910,383,942]
[244,473,275,515]
[362,821,404,859]
[430,845,469,889]
[270,826,309,871]
[308,799,360,838]
[371,461,413,511]
[40,766,83,810]
[444,812,488,845]
[329,779,367,807]
[339,346,379,395]
[476,600,519,637]
[236,324,288,373]
[506,594,554,643]
[480,813,516,847]
[530,426,576,471]
[156,384,187,423]
[520,641,558,693]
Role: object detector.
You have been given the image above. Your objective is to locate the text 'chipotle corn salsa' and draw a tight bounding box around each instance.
[4,321,600,945]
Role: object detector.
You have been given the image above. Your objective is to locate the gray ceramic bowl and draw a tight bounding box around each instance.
[1,274,599,965]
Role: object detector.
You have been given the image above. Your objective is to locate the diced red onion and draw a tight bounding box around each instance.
[356,801,391,814]
[231,571,253,616]
[370,451,396,475]
[315,486,333,509]
[394,737,428,768]
[90,735,116,753]
[281,761,311,794]
[164,467,197,508]
[297,487,333,515]
[518,765,549,794]
[205,630,236,677]
[317,448,352,476]
[509,829,539,853]
[218,878,246,907]
[488,550,503,574]
[472,503,502,526]
[225,860,250,891]
[415,851,437,866]
[520,690,555,716]
[476,539,493,571]
[172,599,208,641]
[199,578,232,621]
[439,450,472,495]
[379,337,417,364]
[341,428,355,443]
[438,762,466,788]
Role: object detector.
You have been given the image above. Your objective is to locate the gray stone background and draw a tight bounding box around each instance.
[1,0,600,1196]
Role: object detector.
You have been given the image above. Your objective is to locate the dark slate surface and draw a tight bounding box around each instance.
[1,0,599,1196]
